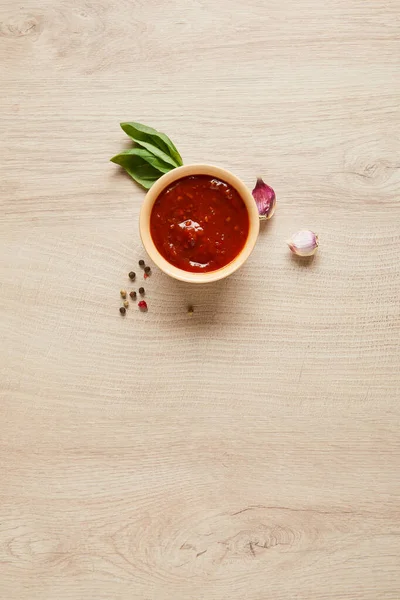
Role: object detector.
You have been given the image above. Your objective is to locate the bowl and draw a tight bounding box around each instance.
[139,164,260,283]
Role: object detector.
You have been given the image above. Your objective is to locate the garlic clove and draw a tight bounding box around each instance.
[252,177,276,220]
[287,230,319,257]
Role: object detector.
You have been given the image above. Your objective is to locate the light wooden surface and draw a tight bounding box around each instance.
[1,1,400,598]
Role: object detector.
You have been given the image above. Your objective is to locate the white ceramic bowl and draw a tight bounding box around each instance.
[139,164,260,283]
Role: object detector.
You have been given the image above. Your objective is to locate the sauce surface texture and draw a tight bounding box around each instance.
[150,175,249,272]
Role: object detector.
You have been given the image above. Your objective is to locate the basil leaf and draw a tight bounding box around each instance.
[120,122,183,168]
[115,148,173,174]
[110,150,164,189]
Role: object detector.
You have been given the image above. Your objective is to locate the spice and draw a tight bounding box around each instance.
[139,260,145,267]
[144,266,151,274]
[144,273,149,280]
[138,300,148,311]
[188,305,194,316]
[123,300,129,308]
[120,289,127,299]
[287,230,319,257]
[252,177,276,220]
[139,287,145,295]
[129,271,136,280]
[129,291,136,299]
[119,307,126,315]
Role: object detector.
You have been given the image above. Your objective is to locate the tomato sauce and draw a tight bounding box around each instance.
[150,175,249,273]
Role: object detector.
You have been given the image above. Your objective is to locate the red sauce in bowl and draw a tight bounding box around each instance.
[150,175,249,273]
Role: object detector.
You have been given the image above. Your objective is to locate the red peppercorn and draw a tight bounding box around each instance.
[138,300,147,311]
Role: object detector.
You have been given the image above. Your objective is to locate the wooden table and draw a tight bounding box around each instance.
[1,1,399,598]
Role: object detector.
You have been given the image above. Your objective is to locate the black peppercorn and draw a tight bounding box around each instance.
[139,287,145,295]
[139,260,145,267]
[119,307,126,315]
[144,266,151,274]
[129,271,136,280]
[129,291,136,300]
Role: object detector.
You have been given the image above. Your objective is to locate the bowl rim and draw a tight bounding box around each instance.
[139,164,260,283]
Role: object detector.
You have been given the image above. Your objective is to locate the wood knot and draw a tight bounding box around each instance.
[0,13,41,38]
[220,525,296,559]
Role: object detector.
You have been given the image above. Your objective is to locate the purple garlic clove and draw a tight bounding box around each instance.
[252,177,276,220]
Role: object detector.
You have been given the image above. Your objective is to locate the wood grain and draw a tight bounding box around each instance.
[0,0,399,598]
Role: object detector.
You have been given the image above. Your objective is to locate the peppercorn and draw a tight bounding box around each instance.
[128,271,136,280]
[123,300,129,308]
[129,291,136,300]
[119,307,126,315]
[139,260,145,267]
[139,287,145,295]
[144,266,151,274]
[138,300,148,311]
[120,289,127,299]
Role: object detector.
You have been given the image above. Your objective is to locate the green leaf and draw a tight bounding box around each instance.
[116,148,173,174]
[120,122,183,168]
[110,150,165,189]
